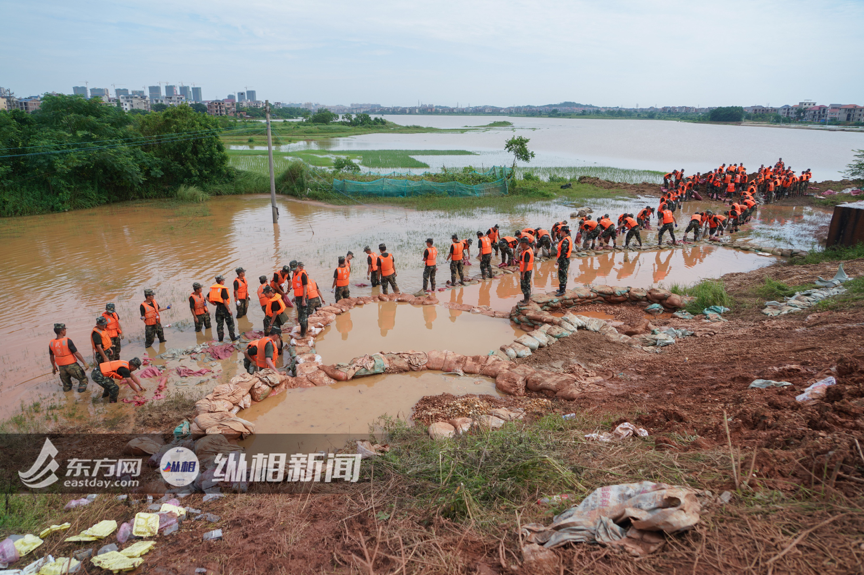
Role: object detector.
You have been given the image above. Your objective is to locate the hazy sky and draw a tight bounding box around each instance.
[4,0,863,107]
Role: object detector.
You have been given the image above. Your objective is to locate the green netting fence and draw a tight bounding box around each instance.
[333,166,512,197]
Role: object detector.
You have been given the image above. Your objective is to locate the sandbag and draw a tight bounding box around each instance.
[663,294,683,309]
[383,354,411,374]
[249,380,271,402]
[295,363,321,377]
[319,363,351,382]
[124,436,164,456]
[194,434,243,465]
[527,372,577,394]
[546,326,571,338]
[527,330,551,347]
[495,365,534,396]
[238,393,252,410]
[204,416,255,439]
[462,355,488,374]
[306,370,336,387]
[511,342,532,358]
[480,356,511,377]
[442,353,467,373]
[195,397,234,414]
[351,353,387,377]
[647,288,671,303]
[256,369,289,388]
[629,288,648,301]
[194,411,236,432]
[296,353,322,365]
[426,350,448,371]
[501,345,518,360]
[515,335,540,351]
[556,384,583,400]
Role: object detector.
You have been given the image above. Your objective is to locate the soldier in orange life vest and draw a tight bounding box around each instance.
[331,256,351,302]
[140,288,169,348]
[102,303,123,359]
[91,316,112,365]
[293,262,324,337]
[209,275,239,342]
[518,236,534,303]
[476,231,493,280]
[257,276,271,331]
[243,326,283,374]
[270,264,293,309]
[422,238,438,292]
[656,207,678,246]
[554,226,573,296]
[446,234,466,286]
[622,214,642,248]
[262,285,289,331]
[49,323,88,393]
[364,246,380,288]
[486,224,500,256]
[91,357,143,403]
[189,282,211,332]
[378,243,400,294]
[498,235,518,266]
[234,267,250,319]
[682,212,703,242]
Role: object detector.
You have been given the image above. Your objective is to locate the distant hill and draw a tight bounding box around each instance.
[537,102,595,108]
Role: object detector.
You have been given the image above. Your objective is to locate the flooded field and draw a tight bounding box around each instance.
[0,194,820,417]
[239,115,864,180]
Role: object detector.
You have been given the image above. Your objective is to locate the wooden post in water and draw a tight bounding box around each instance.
[265,100,278,224]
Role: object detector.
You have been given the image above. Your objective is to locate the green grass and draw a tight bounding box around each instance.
[174,185,209,203]
[670,279,733,313]
[814,276,864,310]
[229,149,477,170]
[518,166,664,185]
[812,194,863,207]
[478,121,513,128]
[791,242,864,265]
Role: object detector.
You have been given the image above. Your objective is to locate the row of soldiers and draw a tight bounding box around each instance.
[663,159,812,204]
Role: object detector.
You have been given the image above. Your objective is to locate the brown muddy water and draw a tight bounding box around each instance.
[0,194,813,420]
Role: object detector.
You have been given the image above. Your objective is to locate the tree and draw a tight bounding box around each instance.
[844,149,864,185]
[152,103,168,112]
[307,109,338,124]
[333,157,361,173]
[504,135,535,166]
[190,103,208,114]
[136,104,230,189]
[708,107,744,122]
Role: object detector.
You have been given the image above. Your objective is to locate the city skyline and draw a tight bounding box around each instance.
[2,0,862,108]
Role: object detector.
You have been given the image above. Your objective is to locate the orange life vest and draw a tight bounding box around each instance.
[50,337,77,366]
[249,338,280,369]
[691,214,702,222]
[102,311,121,337]
[379,254,395,276]
[661,210,674,224]
[292,270,320,298]
[209,284,229,305]
[521,233,535,244]
[450,241,464,261]
[235,277,248,300]
[479,236,492,255]
[487,228,499,243]
[501,236,517,248]
[624,217,639,230]
[91,327,112,353]
[142,300,160,325]
[265,294,287,318]
[520,248,534,272]
[598,218,613,230]
[367,253,379,271]
[191,292,208,315]
[271,270,290,292]
[425,246,437,266]
[582,220,598,231]
[336,265,350,287]
[257,284,268,307]
[536,229,550,239]
[556,237,572,258]
[100,360,131,380]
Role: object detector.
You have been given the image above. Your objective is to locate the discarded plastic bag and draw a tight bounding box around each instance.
[814,263,849,288]
[39,523,71,538]
[796,376,836,402]
[0,537,19,564]
[613,422,649,439]
[13,533,43,556]
[64,497,91,509]
[702,305,729,315]
[749,379,792,389]
[117,521,132,544]
[522,482,700,556]
[90,550,143,572]
[645,303,664,315]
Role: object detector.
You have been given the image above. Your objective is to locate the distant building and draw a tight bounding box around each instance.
[14,97,41,113]
[151,95,187,107]
[237,91,247,103]
[165,85,177,97]
[226,94,236,101]
[73,86,88,97]
[179,86,191,100]
[191,87,202,102]
[115,88,129,98]
[89,88,108,99]
[207,100,236,116]
[246,90,256,102]
[746,106,777,115]
[148,86,161,100]
[120,95,150,112]
[131,90,145,97]
[0,96,13,111]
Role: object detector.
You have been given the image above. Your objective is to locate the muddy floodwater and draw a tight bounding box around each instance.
[0,194,817,416]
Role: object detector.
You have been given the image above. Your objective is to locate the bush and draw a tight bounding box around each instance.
[333,157,361,173]
[671,279,732,313]
[791,243,864,265]
[709,107,744,122]
[174,185,209,203]
[276,161,309,196]
[522,172,540,181]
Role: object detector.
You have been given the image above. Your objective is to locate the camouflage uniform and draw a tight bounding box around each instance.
[236,298,249,319]
[479,254,492,279]
[498,240,514,266]
[110,336,122,359]
[380,274,399,294]
[215,306,236,342]
[193,312,212,332]
[520,271,532,301]
[59,363,88,392]
[557,257,570,292]
[334,286,350,302]
[449,260,465,285]
[423,265,437,291]
[144,323,165,348]
[90,368,120,402]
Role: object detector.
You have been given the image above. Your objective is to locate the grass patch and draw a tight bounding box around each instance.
[790,242,864,265]
[812,194,862,207]
[519,166,664,185]
[671,279,733,313]
[174,185,209,203]
[814,276,864,310]
[478,121,513,128]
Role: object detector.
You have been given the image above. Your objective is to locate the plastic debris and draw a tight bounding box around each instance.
[38,523,71,539]
[131,513,160,538]
[672,310,694,319]
[37,556,80,575]
[116,522,132,544]
[586,423,649,442]
[796,376,837,402]
[65,520,117,543]
[202,493,224,503]
[562,413,576,420]
[157,513,178,533]
[537,495,573,505]
[749,379,792,389]
[15,554,53,575]
[73,548,93,561]
[644,303,664,314]
[200,513,220,523]
[97,544,119,555]
[522,482,701,556]
[159,503,186,517]
[90,551,143,572]
[63,498,91,510]
[702,306,729,315]
[0,537,19,565]
[814,263,850,287]
[120,541,155,558]
[12,534,43,557]
[173,420,191,438]
[202,529,223,541]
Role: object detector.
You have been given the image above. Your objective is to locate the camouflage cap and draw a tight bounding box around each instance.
[144,288,155,296]
[258,275,267,283]
[289,260,298,269]
[54,323,66,331]
[282,265,290,272]
[193,282,202,289]
[297,261,305,268]
[215,275,225,282]
[263,285,274,293]
[236,267,245,274]
[519,236,530,243]
[269,326,282,336]
[96,316,108,325]
[105,303,116,311]
[129,357,142,368]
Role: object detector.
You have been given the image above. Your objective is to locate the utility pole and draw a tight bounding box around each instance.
[265,100,278,224]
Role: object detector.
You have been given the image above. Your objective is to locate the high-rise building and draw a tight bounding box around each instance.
[247,90,257,102]
[131,90,145,97]
[165,85,177,97]
[191,87,202,102]
[73,86,88,97]
[179,86,191,100]
[226,94,236,101]
[148,86,161,100]
[89,88,108,99]
[115,88,129,98]
[237,92,247,103]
